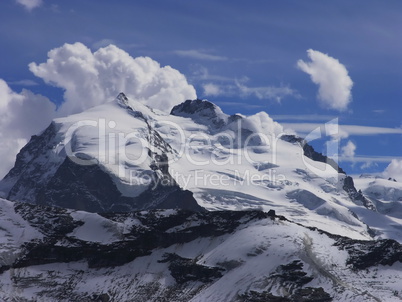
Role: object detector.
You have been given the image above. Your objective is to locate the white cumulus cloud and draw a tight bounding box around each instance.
[242,111,283,136]
[0,79,56,178]
[341,140,356,157]
[297,49,353,111]
[383,159,402,181]
[29,42,197,115]
[16,0,43,11]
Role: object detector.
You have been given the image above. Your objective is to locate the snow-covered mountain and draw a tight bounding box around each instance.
[1,93,402,301]
[1,93,401,240]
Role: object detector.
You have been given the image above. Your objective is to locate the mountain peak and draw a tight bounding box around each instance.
[170,99,216,115]
[171,99,228,129]
[115,92,130,107]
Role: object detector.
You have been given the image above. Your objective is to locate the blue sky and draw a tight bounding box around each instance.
[1,0,402,178]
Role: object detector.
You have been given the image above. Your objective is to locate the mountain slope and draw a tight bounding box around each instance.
[0,198,401,302]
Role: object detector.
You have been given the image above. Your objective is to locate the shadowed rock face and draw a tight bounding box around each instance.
[36,156,203,213]
[1,122,62,202]
[1,125,202,213]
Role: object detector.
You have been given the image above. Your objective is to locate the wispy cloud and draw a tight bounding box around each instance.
[15,0,43,11]
[372,109,386,114]
[233,58,275,64]
[235,80,297,102]
[192,66,233,82]
[92,39,116,50]
[360,161,378,170]
[282,122,402,138]
[193,65,298,103]
[174,50,228,61]
[340,156,402,163]
[297,49,353,112]
[7,79,38,86]
[91,39,144,51]
[342,125,402,137]
[271,114,337,121]
[202,83,221,96]
[201,80,298,103]
[214,101,264,109]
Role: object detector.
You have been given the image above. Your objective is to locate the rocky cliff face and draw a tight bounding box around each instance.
[1,122,62,202]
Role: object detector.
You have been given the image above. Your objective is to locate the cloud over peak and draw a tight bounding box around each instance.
[297,49,353,112]
[0,42,197,178]
[0,79,56,178]
[29,42,197,115]
[384,159,402,181]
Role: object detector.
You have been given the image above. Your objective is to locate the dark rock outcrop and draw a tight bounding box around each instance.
[239,260,332,301]
[343,176,376,211]
[335,237,402,270]
[281,134,345,174]
[159,253,223,284]
[12,209,270,269]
